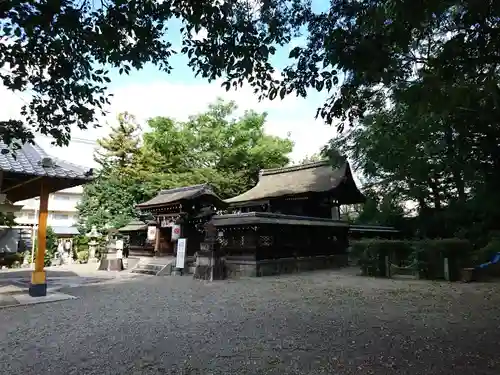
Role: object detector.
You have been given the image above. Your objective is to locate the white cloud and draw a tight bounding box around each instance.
[105,79,333,161]
[0,78,334,167]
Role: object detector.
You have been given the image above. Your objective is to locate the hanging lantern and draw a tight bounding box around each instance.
[171,224,181,241]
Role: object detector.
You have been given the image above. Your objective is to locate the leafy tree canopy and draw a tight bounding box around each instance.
[77,99,293,230]
[3,0,499,148]
[77,112,151,231]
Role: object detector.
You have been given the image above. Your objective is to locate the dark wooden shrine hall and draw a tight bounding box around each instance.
[225,160,366,218]
[136,184,227,257]
[213,160,367,277]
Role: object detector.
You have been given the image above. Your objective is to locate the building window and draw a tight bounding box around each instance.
[53,213,69,220]
[54,195,70,200]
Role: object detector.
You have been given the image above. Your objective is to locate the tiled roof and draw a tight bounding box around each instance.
[118,220,148,232]
[136,184,226,209]
[225,160,364,205]
[51,226,80,236]
[0,141,93,180]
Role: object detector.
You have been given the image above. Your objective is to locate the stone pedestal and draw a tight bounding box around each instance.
[88,241,99,263]
[193,244,226,281]
[98,241,123,271]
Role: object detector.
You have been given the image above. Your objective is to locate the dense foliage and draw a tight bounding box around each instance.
[77,100,293,231]
[5,1,500,244]
[3,1,499,148]
[32,225,58,267]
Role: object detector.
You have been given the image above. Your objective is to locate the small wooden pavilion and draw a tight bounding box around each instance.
[117,219,156,256]
[136,184,227,258]
[0,141,93,296]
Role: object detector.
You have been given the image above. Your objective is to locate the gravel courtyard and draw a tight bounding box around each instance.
[0,269,499,375]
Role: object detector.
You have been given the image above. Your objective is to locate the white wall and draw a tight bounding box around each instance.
[15,186,84,227]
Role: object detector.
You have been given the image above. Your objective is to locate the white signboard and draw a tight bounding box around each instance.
[171,224,181,241]
[175,238,187,269]
[147,226,157,241]
[115,239,124,250]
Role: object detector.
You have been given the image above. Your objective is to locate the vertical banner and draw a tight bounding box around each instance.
[147,226,157,241]
[115,239,124,259]
[176,238,187,269]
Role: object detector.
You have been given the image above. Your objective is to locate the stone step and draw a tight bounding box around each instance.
[135,264,164,271]
[131,269,160,276]
[130,262,170,276]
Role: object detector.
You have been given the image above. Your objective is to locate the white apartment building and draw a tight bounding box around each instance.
[14,185,84,229]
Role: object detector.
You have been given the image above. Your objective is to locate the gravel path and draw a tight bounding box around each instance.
[0,269,499,375]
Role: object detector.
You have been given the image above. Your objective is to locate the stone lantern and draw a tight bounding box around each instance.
[86,225,101,263]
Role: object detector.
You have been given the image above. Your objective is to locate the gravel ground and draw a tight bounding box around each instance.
[0,269,499,375]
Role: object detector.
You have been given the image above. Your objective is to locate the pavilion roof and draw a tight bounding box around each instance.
[136,184,227,210]
[0,141,93,202]
[118,220,150,232]
[225,160,365,206]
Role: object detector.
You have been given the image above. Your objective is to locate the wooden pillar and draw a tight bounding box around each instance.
[29,179,49,297]
[154,224,161,256]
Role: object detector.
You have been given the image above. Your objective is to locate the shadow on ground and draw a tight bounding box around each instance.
[0,269,79,279]
[0,269,499,375]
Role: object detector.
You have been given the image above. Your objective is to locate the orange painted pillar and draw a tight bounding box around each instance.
[29,179,49,297]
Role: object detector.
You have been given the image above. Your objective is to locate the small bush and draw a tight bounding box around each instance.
[472,239,500,265]
[0,252,24,268]
[77,250,89,264]
[414,238,472,281]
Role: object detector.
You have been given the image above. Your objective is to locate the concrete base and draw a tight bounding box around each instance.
[28,283,47,297]
[172,268,185,276]
[98,258,124,271]
[1,291,76,309]
[225,255,348,278]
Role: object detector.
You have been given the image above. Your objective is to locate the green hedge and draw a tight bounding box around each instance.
[76,250,89,264]
[355,238,473,280]
[353,240,414,277]
[415,239,472,280]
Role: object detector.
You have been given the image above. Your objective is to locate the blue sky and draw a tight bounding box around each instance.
[2,1,338,168]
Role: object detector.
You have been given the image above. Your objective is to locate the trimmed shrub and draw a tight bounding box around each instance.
[414,238,472,281]
[355,240,414,277]
[472,239,500,265]
[355,238,473,281]
[77,250,89,264]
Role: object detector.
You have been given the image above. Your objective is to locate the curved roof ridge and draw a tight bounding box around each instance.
[260,160,331,176]
[159,184,209,195]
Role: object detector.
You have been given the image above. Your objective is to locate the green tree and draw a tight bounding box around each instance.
[299,153,322,164]
[143,99,293,197]
[77,101,293,230]
[3,1,500,150]
[0,212,16,227]
[1,0,305,148]
[77,112,153,232]
[33,226,58,267]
